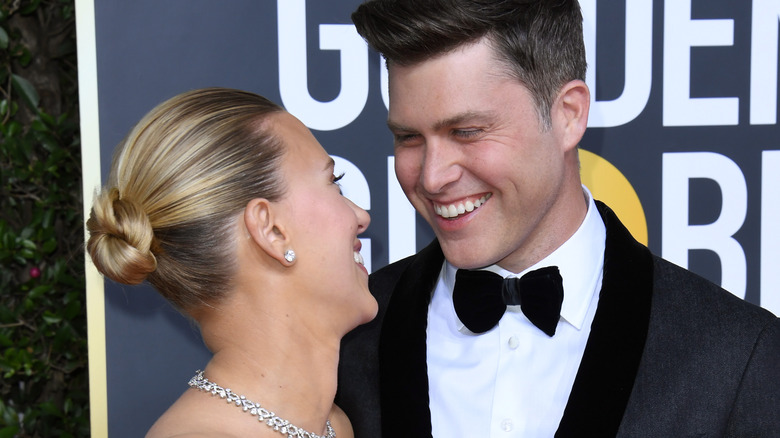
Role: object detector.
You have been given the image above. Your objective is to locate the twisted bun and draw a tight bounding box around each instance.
[87,188,158,285]
[86,88,285,312]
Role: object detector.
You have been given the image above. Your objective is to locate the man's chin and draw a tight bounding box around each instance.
[440,244,494,270]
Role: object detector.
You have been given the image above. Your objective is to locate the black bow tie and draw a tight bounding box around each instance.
[452,266,564,336]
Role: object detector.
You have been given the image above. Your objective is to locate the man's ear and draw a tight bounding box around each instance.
[555,79,590,151]
[244,198,293,266]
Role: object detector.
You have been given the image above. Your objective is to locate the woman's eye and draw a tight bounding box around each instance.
[332,172,345,194]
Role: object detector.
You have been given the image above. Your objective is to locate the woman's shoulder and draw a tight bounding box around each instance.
[329,403,355,438]
[147,389,353,438]
[149,434,232,438]
[145,389,263,438]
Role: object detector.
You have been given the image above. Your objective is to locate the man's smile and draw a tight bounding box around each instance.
[433,193,492,219]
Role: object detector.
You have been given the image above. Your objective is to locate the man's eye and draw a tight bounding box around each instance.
[453,129,482,138]
[394,133,420,144]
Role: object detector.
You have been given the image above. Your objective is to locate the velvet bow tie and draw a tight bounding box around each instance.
[452,266,564,336]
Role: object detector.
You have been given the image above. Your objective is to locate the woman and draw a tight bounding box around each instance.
[87,88,376,437]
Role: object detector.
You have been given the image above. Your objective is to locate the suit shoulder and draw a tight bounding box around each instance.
[651,255,778,330]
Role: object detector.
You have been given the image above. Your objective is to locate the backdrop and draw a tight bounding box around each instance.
[77,0,780,435]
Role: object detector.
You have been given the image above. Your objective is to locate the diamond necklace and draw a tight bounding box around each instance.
[188,370,336,438]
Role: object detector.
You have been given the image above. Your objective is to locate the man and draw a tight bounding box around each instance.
[336,0,780,436]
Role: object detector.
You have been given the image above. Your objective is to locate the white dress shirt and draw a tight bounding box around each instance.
[427,187,606,437]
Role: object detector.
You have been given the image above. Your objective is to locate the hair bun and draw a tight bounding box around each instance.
[87,188,158,285]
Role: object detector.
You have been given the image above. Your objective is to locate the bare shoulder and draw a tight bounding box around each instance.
[145,389,262,438]
[144,391,226,438]
[149,431,239,438]
[146,389,352,438]
[329,404,354,438]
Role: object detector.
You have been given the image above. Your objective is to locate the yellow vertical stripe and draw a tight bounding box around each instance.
[75,0,108,436]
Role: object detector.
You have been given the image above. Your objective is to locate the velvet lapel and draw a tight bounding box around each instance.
[378,240,443,437]
[555,201,654,436]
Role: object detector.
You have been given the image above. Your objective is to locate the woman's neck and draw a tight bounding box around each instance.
[197,301,341,435]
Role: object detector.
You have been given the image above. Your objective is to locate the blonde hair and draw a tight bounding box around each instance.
[87,88,285,312]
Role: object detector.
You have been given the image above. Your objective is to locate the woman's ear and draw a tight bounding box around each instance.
[244,198,293,266]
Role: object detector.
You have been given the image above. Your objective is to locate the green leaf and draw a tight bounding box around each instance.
[29,285,52,299]
[42,312,62,324]
[40,112,55,126]
[20,228,33,239]
[31,119,48,132]
[4,120,22,137]
[0,399,18,425]
[16,47,32,66]
[0,426,20,438]
[38,401,62,418]
[42,239,57,253]
[42,209,55,229]
[20,0,42,15]
[64,300,81,320]
[11,74,40,111]
[0,26,8,50]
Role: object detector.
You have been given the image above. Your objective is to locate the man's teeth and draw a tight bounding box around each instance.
[354,251,364,266]
[435,194,491,218]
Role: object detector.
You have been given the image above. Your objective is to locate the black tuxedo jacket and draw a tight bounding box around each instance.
[337,202,780,437]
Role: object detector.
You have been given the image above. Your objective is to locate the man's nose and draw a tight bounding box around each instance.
[420,140,462,194]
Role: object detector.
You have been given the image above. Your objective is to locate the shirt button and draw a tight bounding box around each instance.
[501,418,514,432]
[508,335,520,350]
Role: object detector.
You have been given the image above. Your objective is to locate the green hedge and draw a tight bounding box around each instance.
[0,0,88,436]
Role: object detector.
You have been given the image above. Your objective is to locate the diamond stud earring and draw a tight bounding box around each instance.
[284,249,296,263]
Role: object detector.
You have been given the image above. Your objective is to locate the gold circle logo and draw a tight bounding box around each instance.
[579,149,648,245]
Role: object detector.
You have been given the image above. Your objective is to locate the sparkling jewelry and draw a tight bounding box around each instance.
[188,370,335,438]
[284,249,296,263]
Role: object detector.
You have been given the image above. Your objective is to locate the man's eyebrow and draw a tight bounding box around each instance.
[433,111,495,131]
[386,119,411,133]
[387,111,496,133]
